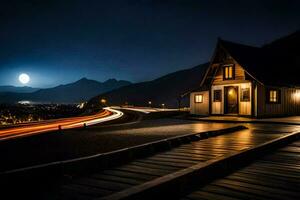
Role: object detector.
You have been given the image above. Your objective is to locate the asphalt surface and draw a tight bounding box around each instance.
[0,109,113,140]
[1,112,300,172]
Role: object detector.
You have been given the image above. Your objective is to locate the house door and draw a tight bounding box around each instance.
[224,86,238,114]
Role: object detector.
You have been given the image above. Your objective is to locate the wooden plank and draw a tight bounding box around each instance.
[211,181,290,200]
[174,145,229,151]
[226,173,299,192]
[243,168,300,180]
[188,190,239,200]
[91,173,143,185]
[100,169,157,181]
[182,139,300,200]
[137,159,192,168]
[248,163,300,174]
[161,152,217,160]
[278,146,300,153]
[152,154,205,162]
[130,161,182,171]
[61,184,112,197]
[236,170,300,184]
[257,160,300,169]
[146,156,198,165]
[214,177,299,199]
[74,177,132,191]
[201,184,268,200]
[115,164,173,176]
[172,148,225,155]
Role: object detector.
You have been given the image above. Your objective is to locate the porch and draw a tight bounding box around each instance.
[188,115,300,125]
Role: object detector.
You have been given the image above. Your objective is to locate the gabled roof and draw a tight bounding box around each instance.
[218,31,300,87]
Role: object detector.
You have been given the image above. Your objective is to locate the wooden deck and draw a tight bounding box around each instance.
[59,128,288,199]
[182,140,300,200]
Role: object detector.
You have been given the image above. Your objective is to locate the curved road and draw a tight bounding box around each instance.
[0,107,123,141]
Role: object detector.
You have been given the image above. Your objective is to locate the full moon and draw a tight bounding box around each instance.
[19,73,30,84]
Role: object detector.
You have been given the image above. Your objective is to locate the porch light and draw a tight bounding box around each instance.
[294,90,300,101]
[228,88,234,96]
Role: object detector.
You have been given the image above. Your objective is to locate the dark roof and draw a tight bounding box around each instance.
[219,30,300,87]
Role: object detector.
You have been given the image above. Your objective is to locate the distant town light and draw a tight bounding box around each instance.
[78,102,86,109]
[18,100,31,105]
[100,98,107,104]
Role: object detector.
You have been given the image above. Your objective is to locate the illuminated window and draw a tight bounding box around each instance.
[267,89,281,103]
[223,65,234,80]
[270,90,277,102]
[195,94,203,103]
[213,90,222,102]
[240,88,250,102]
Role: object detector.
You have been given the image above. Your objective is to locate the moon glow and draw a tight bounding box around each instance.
[19,73,30,84]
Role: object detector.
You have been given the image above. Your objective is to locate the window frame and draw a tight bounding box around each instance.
[240,88,250,102]
[194,94,203,103]
[266,88,281,104]
[213,90,222,102]
[223,64,235,80]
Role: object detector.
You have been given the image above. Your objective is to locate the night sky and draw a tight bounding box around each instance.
[0,0,299,88]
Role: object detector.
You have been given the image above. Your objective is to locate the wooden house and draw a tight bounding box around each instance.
[190,31,300,118]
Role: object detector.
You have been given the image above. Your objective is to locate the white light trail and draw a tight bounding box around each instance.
[67,107,124,127]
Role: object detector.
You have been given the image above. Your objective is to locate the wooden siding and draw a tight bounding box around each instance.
[212,62,246,85]
[211,82,252,116]
[190,91,209,115]
[257,86,300,117]
[211,85,223,114]
[193,41,300,118]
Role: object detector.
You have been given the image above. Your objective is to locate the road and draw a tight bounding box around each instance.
[0,107,123,141]
[3,120,299,200]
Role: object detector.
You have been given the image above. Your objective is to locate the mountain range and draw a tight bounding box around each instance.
[88,63,209,108]
[88,30,299,108]
[0,86,40,93]
[1,31,298,107]
[0,78,131,104]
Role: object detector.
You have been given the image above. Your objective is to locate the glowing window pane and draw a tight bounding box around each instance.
[195,94,203,103]
[270,90,277,102]
[224,66,233,79]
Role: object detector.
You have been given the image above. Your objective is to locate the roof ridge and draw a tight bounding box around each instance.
[218,38,261,49]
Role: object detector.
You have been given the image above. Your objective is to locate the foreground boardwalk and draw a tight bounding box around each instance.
[182,140,300,200]
[0,119,235,171]
[59,127,289,199]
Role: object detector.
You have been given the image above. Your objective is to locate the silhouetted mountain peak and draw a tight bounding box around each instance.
[75,77,93,84]
[0,78,132,103]
[104,78,117,83]
[0,85,40,93]
[88,63,209,108]
[79,77,88,81]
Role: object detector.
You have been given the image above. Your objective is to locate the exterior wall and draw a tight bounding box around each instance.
[257,86,300,117]
[195,42,300,118]
[212,60,246,85]
[211,82,252,116]
[190,91,209,115]
[256,84,266,117]
[211,85,223,114]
